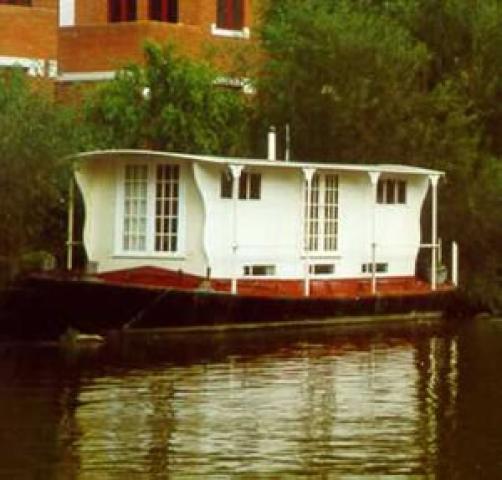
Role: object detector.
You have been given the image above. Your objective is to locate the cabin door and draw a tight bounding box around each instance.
[304,173,339,253]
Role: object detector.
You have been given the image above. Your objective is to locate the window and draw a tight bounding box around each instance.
[216,0,244,30]
[155,165,179,252]
[309,264,335,275]
[362,263,388,274]
[0,0,31,5]
[377,179,406,204]
[220,171,261,200]
[220,171,233,199]
[123,165,148,252]
[121,163,180,254]
[239,172,260,199]
[149,0,178,23]
[305,174,339,252]
[243,265,276,277]
[109,0,137,22]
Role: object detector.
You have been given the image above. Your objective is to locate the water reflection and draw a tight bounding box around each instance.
[1,321,501,478]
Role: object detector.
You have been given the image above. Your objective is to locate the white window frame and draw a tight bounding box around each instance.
[377,178,407,205]
[304,173,339,256]
[114,160,186,258]
[211,24,250,39]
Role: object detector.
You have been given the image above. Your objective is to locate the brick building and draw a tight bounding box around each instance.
[0,0,58,79]
[0,0,254,90]
[59,0,254,87]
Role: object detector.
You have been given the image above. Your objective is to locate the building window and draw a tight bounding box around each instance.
[0,0,31,5]
[217,0,244,30]
[305,174,339,252]
[109,0,137,23]
[220,171,261,200]
[362,263,388,274]
[377,179,406,204]
[149,0,178,23]
[243,265,276,277]
[123,165,148,252]
[155,165,179,252]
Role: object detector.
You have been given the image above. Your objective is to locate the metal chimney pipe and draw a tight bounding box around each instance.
[267,126,276,161]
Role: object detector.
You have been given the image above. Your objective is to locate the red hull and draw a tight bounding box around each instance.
[97,266,451,299]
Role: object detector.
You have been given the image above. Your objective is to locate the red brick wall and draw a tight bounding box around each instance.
[32,0,58,9]
[74,0,253,28]
[0,4,57,59]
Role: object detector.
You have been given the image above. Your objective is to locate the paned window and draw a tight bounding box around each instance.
[377,179,406,204]
[305,174,339,252]
[216,0,244,30]
[155,165,179,252]
[122,163,180,254]
[220,171,261,200]
[123,165,148,252]
[149,0,178,22]
[109,0,137,22]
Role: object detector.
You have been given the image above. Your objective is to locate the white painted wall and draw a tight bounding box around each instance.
[76,154,431,281]
[76,155,206,276]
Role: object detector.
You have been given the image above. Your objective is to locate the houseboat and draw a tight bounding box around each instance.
[69,145,456,299]
[1,143,462,341]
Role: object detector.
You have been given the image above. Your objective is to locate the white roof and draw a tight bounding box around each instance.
[75,149,444,176]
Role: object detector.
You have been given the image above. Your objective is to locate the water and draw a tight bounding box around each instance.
[1,319,501,479]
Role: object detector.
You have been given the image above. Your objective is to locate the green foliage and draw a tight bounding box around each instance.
[0,71,80,274]
[83,42,251,156]
[256,0,502,309]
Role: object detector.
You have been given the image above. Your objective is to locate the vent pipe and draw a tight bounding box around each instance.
[267,126,276,161]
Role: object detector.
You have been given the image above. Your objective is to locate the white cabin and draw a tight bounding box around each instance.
[72,150,444,294]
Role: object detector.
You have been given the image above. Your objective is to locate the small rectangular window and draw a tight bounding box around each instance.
[377,179,406,205]
[243,265,276,276]
[220,171,233,199]
[237,172,262,200]
[386,179,396,204]
[397,180,406,204]
[362,263,388,273]
[309,264,335,275]
[249,173,261,199]
[238,172,247,199]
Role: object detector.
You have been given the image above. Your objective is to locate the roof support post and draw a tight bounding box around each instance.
[302,168,316,297]
[368,171,380,295]
[66,176,75,271]
[229,165,244,295]
[430,174,440,291]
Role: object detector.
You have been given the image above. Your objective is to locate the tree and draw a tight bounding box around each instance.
[255,0,502,309]
[0,71,80,277]
[83,42,251,156]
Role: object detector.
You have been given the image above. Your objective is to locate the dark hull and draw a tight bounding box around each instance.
[0,276,465,341]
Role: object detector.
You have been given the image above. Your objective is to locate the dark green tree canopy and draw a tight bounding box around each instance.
[255,0,502,308]
[0,71,80,267]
